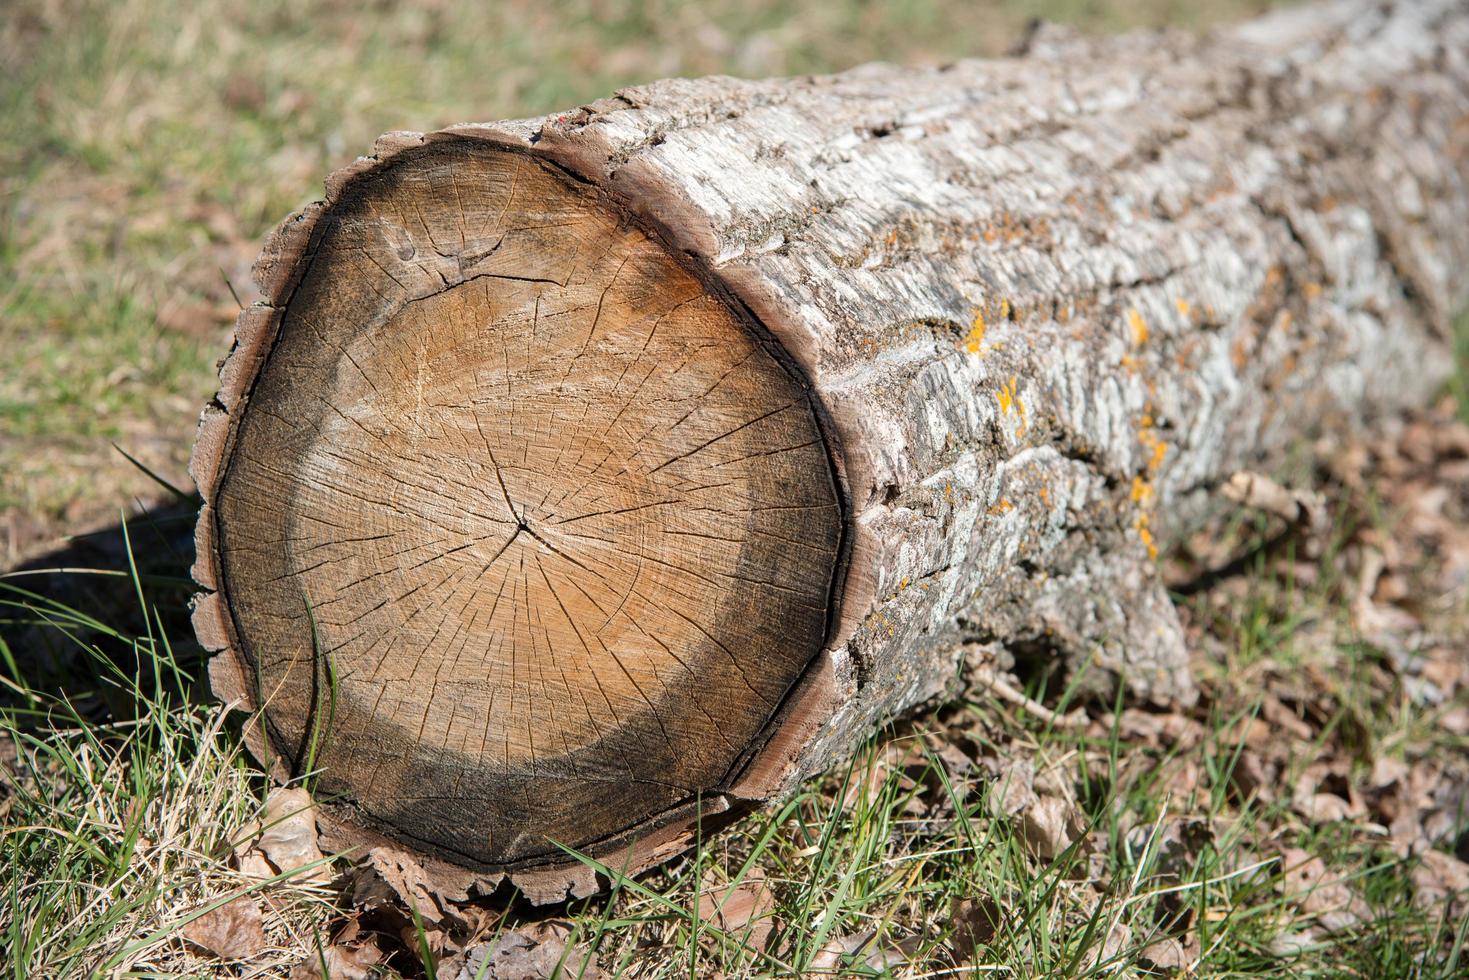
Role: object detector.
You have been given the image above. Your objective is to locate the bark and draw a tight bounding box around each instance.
[192,0,1469,902]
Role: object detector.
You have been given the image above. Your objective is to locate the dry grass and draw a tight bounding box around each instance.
[4,400,1468,976]
[4,0,1468,977]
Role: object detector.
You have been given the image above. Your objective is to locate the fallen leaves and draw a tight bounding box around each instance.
[1409,850,1469,919]
[1019,794,1077,860]
[949,895,1004,962]
[444,920,599,980]
[1278,847,1371,934]
[235,787,329,885]
[187,403,1469,976]
[1139,934,1198,972]
[288,929,386,980]
[696,868,776,952]
[182,895,266,961]
[352,846,448,928]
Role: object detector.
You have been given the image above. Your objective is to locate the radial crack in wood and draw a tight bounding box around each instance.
[210,143,842,868]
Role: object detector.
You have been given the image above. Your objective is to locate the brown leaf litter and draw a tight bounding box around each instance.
[235,787,330,886]
[696,868,777,951]
[181,895,267,961]
[156,403,1469,976]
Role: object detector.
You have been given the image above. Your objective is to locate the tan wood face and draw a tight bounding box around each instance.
[213,142,842,866]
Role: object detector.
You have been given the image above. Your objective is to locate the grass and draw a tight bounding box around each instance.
[0,0,1273,540]
[2,477,1466,976]
[0,528,336,977]
[3,0,1468,976]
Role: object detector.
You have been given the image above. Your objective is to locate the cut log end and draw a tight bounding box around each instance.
[205,140,843,869]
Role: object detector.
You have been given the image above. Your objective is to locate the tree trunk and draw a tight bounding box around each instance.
[191,0,1469,902]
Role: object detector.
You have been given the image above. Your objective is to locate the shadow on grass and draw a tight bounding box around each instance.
[0,498,203,722]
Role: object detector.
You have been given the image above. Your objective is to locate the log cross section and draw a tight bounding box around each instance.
[208,148,842,869]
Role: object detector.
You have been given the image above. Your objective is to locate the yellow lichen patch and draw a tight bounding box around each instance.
[988,497,1014,515]
[996,376,1019,415]
[1128,307,1149,347]
[944,481,954,502]
[999,298,1011,321]
[1130,408,1168,560]
[1137,423,1168,474]
[1175,297,1191,317]
[1304,281,1323,300]
[994,376,1028,435]
[964,310,986,354]
[1135,511,1159,560]
[1038,485,1051,506]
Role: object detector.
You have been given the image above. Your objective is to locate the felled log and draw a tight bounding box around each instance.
[191,0,1469,902]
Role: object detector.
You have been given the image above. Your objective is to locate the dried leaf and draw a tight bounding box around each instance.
[862,933,923,972]
[1279,848,1368,932]
[182,895,267,961]
[1267,928,1322,957]
[239,787,329,885]
[986,757,1036,819]
[1222,470,1329,551]
[1139,935,1198,973]
[451,920,598,980]
[1082,922,1131,969]
[1260,696,1314,742]
[933,740,975,778]
[1126,819,1213,881]
[289,936,386,980]
[1291,792,1355,824]
[355,846,446,926]
[697,869,776,950]
[807,930,874,973]
[1019,795,1075,859]
[949,895,1003,962]
[1411,850,1469,914]
[1229,750,1276,803]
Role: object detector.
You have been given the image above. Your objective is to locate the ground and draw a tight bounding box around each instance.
[3,0,1468,977]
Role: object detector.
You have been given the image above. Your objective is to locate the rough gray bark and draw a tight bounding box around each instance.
[193,0,1469,902]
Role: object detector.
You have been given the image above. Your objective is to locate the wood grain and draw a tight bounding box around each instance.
[211,143,842,866]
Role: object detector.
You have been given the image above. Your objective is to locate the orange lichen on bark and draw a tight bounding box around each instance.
[1134,511,1159,560]
[994,375,1029,435]
[1128,308,1150,346]
[1130,407,1169,559]
[964,310,986,353]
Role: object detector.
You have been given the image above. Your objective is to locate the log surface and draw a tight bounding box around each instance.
[192,0,1469,901]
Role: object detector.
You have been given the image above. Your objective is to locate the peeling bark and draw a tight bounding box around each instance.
[193,0,1469,900]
